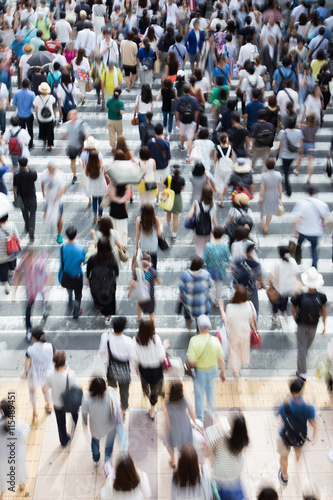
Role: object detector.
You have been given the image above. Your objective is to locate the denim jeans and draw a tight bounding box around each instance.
[282,158,294,197]
[162,111,173,134]
[67,287,83,317]
[297,233,319,268]
[193,367,218,421]
[92,196,103,217]
[91,427,116,463]
[54,406,78,446]
[138,113,146,140]
[0,111,6,134]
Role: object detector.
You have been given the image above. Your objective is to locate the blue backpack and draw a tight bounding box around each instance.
[61,84,76,114]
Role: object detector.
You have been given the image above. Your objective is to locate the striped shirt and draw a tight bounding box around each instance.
[301,124,318,144]
[205,425,244,484]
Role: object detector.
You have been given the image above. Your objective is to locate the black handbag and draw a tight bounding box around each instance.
[61,374,83,413]
[145,181,157,191]
[13,195,24,210]
[158,234,169,250]
[107,340,131,385]
[60,246,83,289]
[325,158,332,178]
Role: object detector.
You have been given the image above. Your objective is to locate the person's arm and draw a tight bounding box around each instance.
[187,201,196,219]
[292,214,301,238]
[156,89,162,101]
[135,217,140,252]
[41,181,46,198]
[309,418,317,445]
[217,355,226,381]
[187,402,196,423]
[321,304,327,335]
[24,356,31,374]
[278,180,282,200]
[258,181,264,205]
[245,135,250,157]
[243,112,248,129]
[275,138,282,160]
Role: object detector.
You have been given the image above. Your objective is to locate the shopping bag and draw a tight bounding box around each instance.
[216,321,229,358]
[158,175,175,212]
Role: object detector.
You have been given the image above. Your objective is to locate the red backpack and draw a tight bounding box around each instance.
[8,129,22,156]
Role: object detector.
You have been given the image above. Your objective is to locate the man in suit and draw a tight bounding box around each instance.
[185,19,204,73]
[261,35,278,81]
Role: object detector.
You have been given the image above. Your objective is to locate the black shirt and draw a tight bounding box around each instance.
[240,26,255,45]
[13,169,37,199]
[161,87,175,112]
[163,174,185,194]
[227,126,250,156]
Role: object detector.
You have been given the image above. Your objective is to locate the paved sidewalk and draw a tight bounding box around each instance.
[0,377,332,500]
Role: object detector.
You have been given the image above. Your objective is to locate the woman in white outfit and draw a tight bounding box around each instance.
[101,454,151,500]
[139,146,157,205]
[24,327,53,421]
[73,47,90,105]
[92,0,106,36]
[214,132,234,207]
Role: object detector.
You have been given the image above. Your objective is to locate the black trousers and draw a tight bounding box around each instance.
[22,197,37,239]
[19,114,34,147]
[54,406,78,446]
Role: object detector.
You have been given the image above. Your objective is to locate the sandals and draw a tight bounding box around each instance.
[147,410,155,421]
[45,403,52,414]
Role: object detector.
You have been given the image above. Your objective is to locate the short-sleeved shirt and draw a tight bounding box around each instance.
[291,292,327,325]
[33,94,56,122]
[66,119,89,148]
[13,169,37,199]
[213,64,230,86]
[147,137,171,170]
[58,241,86,282]
[163,175,185,195]
[13,88,35,118]
[292,197,330,236]
[41,168,66,202]
[175,94,200,122]
[227,125,250,156]
[244,100,264,128]
[106,97,124,120]
[187,334,223,370]
[277,128,303,159]
[278,396,316,441]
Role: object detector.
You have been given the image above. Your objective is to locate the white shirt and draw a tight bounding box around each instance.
[241,73,264,104]
[229,0,245,13]
[46,368,78,408]
[304,94,322,123]
[53,53,68,68]
[189,17,208,30]
[19,53,32,80]
[165,2,179,26]
[293,197,330,237]
[133,335,165,368]
[291,4,308,21]
[260,23,282,46]
[57,82,76,105]
[226,301,255,339]
[41,168,66,203]
[144,24,164,39]
[126,14,138,30]
[99,38,119,65]
[26,341,53,388]
[324,16,333,31]
[135,95,153,114]
[55,18,72,43]
[75,28,97,56]
[277,88,299,117]
[3,126,30,159]
[20,8,37,24]
[270,258,298,296]
[210,17,227,30]
[237,43,258,67]
[0,83,8,110]
[33,94,56,122]
[101,470,151,500]
[99,331,138,364]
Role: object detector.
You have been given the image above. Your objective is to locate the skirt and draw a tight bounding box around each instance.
[93,293,116,317]
[170,193,183,214]
[228,335,250,375]
[139,365,164,406]
[38,120,54,146]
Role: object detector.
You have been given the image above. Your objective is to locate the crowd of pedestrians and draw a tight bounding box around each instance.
[1,0,333,498]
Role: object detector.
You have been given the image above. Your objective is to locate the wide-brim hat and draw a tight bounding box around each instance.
[84,136,98,150]
[234,192,250,206]
[0,193,11,218]
[23,43,35,55]
[38,82,51,94]
[301,267,324,289]
[233,158,251,174]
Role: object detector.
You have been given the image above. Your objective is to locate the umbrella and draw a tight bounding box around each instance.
[0,193,12,218]
[27,51,55,68]
[106,160,145,185]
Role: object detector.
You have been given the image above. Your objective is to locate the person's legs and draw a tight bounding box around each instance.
[114,119,123,145]
[263,216,272,233]
[97,196,103,218]
[0,111,6,135]
[54,407,70,446]
[107,119,116,149]
[91,437,101,463]
[173,213,179,233]
[57,215,63,237]
[168,112,174,134]
[297,232,305,255]
[92,196,98,215]
[118,382,130,415]
[205,368,217,415]
[21,201,30,232]
[282,158,293,196]
[67,288,73,308]
[73,285,83,318]
[27,197,37,240]
[296,324,310,375]
[277,435,291,481]
[305,235,319,269]
[25,299,34,331]
[162,111,168,130]
[28,385,38,417]
[215,279,222,304]
[104,427,117,463]
[193,370,205,421]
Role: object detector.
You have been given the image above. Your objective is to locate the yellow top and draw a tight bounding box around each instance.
[101,68,123,94]
[187,334,223,370]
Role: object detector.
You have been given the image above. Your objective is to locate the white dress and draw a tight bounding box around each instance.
[139,158,156,205]
[86,166,107,197]
[93,3,106,36]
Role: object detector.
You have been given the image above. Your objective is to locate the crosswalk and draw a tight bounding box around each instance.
[0,69,332,380]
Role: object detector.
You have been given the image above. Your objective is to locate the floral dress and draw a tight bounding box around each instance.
[202,241,230,280]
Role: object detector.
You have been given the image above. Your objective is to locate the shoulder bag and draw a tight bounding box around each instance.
[0,226,21,256]
[60,245,83,289]
[129,267,150,302]
[61,373,83,413]
[184,335,212,378]
[266,282,281,304]
[249,301,261,349]
[158,175,175,212]
[107,339,131,385]
[152,137,168,160]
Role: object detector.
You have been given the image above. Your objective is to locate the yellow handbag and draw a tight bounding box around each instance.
[158,176,175,212]
[136,179,146,194]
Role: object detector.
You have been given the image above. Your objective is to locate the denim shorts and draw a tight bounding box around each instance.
[303,142,315,157]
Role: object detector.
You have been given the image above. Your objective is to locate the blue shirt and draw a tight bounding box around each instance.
[58,242,86,282]
[13,89,36,118]
[273,66,298,93]
[0,69,12,91]
[315,6,329,19]
[147,137,171,170]
[168,42,187,70]
[213,64,230,86]
[244,100,264,128]
[278,396,315,440]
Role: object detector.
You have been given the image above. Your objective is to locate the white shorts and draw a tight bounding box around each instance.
[179,121,196,140]
[154,166,170,183]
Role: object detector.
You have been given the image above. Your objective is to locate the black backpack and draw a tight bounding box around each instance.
[255,126,275,146]
[89,265,116,306]
[195,203,212,236]
[179,97,195,124]
[40,97,52,119]
[281,403,308,448]
[49,71,61,95]
[296,293,322,325]
[236,208,253,230]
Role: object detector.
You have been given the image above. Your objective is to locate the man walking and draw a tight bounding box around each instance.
[169,34,187,70]
[187,314,226,422]
[58,225,86,319]
[120,31,138,92]
[59,109,89,184]
[291,267,327,380]
[292,185,329,267]
[13,158,37,243]
[12,79,35,149]
[250,109,275,171]
[185,20,204,73]
[175,84,200,160]
[41,162,66,243]
[276,378,317,486]
[147,123,171,191]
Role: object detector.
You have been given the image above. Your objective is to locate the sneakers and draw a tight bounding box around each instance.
[4,283,11,295]
[73,308,82,319]
[186,154,190,161]
[105,317,112,326]
[178,144,185,152]
[172,232,177,241]
[57,234,63,244]
[296,371,307,381]
[293,169,299,176]
[94,459,100,468]
[278,468,288,485]
[72,176,77,185]
[26,329,32,342]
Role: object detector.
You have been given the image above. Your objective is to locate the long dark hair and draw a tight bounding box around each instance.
[96,237,115,266]
[141,83,153,104]
[136,319,155,346]
[226,414,249,455]
[75,47,86,65]
[172,164,181,182]
[98,215,113,237]
[146,25,156,42]
[142,37,151,52]
[279,245,290,262]
[86,150,101,180]
[140,203,157,234]
[173,444,201,487]
[113,455,140,492]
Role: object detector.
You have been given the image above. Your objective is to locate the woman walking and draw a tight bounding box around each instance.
[171,444,211,499]
[163,50,179,83]
[137,38,154,86]
[106,87,125,151]
[87,237,119,326]
[138,146,157,205]
[134,319,165,421]
[221,285,256,386]
[202,226,230,306]
[135,204,163,270]
[133,84,154,136]
[92,0,106,36]
[301,84,323,126]
[190,128,215,171]
[163,165,185,241]
[295,113,319,183]
[189,162,215,203]
[73,47,90,105]
[57,72,76,123]
[268,245,298,326]
[91,215,124,268]
[258,158,283,235]
[101,455,151,500]
[46,350,80,447]
[276,116,303,197]
[0,196,19,295]
[156,77,175,140]
[214,132,234,207]
[33,82,56,152]
[205,413,249,498]
[107,182,130,246]
[82,377,121,467]
[85,150,107,225]
[187,185,218,257]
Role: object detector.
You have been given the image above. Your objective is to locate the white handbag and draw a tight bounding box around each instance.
[128,268,150,303]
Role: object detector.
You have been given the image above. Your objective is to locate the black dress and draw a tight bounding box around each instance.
[86,255,119,316]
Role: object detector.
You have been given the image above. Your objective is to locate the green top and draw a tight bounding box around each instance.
[106,97,125,120]
[187,334,223,370]
[209,85,230,104]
